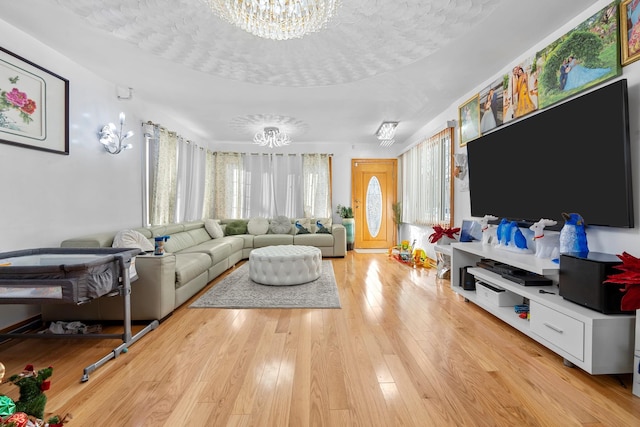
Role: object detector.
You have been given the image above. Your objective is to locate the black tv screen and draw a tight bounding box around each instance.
[467,79,633,230]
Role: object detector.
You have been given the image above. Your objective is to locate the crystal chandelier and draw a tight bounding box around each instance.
[205,0,340,40]
[253,127,291,148]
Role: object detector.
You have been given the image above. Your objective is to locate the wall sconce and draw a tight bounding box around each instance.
[99,112,134,154]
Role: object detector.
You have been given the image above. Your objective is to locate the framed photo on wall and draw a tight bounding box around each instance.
[458,94,480,147]
[0,46,69,155]
[537,2,620,108]
[621,0,640,66]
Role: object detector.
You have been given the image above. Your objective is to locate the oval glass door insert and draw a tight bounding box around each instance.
[366,176,382,238]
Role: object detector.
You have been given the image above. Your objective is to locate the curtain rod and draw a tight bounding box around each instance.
[213,152,333,156]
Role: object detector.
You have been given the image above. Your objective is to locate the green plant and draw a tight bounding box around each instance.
[336,204,353,219]
[392,201,402,225]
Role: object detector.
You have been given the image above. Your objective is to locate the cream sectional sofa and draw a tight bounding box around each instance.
[41,218,346,323]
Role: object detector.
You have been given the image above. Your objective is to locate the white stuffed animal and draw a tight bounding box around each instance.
[529,218,560,260]
[479,215,498,246]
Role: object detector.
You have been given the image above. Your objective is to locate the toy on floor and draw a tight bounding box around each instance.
[6,365,53,419]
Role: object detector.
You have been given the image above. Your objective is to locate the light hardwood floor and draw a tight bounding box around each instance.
[1,252,639,426]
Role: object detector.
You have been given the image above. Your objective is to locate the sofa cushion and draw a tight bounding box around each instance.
[226,220,248,235]
[180,240,232,265]
[294,233,335,246]
[269,215,291,234]
[313,218,333,234]
[205,219,224,239]
[187,228,213,245]
[294,218,311,234]
[163,231,197,253]
[247,217,269,235]
[112,229,154,252]
[253,234,294,248]
[173,252,211,288]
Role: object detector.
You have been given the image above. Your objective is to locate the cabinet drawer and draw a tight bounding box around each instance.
[530,301,584,361]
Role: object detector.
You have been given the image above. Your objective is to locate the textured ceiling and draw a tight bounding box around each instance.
[1,0,599,149]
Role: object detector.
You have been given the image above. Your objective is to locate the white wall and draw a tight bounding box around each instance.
[398,0,640,261]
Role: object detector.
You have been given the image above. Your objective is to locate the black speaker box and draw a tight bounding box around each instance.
[460,266,476,290]
[559,252,633,314]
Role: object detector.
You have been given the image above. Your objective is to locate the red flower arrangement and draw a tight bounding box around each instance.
[428,225,460,244]
[603,251,640,311]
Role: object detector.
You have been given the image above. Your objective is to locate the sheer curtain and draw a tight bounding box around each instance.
[243,154,303,218]
[175,139,207,222]
[202,150,215,219]
[303,153,331,218]
[213,152,331,219]
[146,121,214,225]
[148,126,178,225]
[214,152,244,219]
[401,128,453,227]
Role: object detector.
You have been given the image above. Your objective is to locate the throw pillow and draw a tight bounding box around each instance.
[204,219,224,239]
[247,217,270,235]
[269,215,292,234]
[313,218,333,234]
[112,229,154,252]
[295,218,311,234]
[225,220,248,235]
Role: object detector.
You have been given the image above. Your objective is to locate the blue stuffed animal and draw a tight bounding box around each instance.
[559,212,588,255]
[495,218,528,250]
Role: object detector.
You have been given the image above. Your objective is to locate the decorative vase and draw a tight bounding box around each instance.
[342,218,355,251]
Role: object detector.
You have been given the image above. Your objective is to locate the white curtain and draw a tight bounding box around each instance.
[244,154,303,218]
[146,121,214,225]
[175,139,207,222]
[202,150,215,219]
[401,128,452,227]
[303,153,331,218]
[149,127,178,225]
[213,152,331,219]
[214,152,244,219]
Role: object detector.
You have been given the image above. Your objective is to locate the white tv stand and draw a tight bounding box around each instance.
[450,242,635,375]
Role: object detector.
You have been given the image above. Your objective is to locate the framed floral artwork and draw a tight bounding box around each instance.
[621,0,640,66]
[0,46,69,155]
[458,94,480,147]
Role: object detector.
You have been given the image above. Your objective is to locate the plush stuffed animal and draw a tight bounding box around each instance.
[479,215,498,245]
[559,212,589,255]
[496,219,528,250]
[529,218,560,260]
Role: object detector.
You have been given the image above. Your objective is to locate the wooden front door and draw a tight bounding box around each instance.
[351,158,398,249]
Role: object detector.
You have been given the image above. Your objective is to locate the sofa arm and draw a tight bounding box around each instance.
[126,254,177,320]
[331,224,346,257]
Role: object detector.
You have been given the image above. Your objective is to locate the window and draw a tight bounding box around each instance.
[400,127,453,227]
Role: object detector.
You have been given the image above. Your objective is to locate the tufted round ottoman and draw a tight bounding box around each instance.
[249,245,322,286]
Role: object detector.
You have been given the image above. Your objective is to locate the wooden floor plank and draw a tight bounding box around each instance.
[0,252,638,426]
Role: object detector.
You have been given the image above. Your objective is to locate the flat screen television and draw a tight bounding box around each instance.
[466,78,633,231]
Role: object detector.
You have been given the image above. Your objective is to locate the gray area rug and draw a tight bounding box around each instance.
[190,260,341,309]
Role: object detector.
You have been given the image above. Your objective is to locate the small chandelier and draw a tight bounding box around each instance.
[254,127,291,148]
[376,121,399,147]
[205,0,340,41]
[99,112,134,154]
